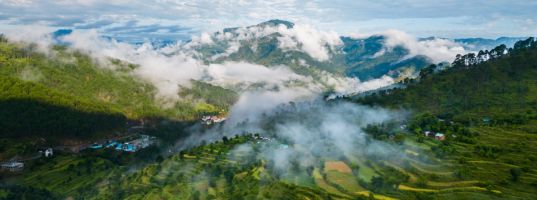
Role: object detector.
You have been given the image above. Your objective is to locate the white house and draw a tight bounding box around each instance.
[45,148,53,157]
[1,161,24,172]
[423,131,433,137]
[435,133,446,141]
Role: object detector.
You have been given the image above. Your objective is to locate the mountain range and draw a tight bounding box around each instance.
[0,19,528,141]
[2,19,537,200]
[53,20,526,82]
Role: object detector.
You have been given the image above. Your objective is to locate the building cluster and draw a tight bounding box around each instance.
[89,134,156,152]
[201,115,226,125]
[253,135,273,144]
[422,131,446,141]
[1,148,55,172]
[1,160,24,172]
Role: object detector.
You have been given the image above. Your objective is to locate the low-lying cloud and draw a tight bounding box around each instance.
[180,99,411,175]
[357,29,467,63]
[1,22,432,180]
[192,23,342,62]
[2,26,395,104]
[0,22,462,109]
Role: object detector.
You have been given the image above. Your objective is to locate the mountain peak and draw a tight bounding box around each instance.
[256,19,294,28]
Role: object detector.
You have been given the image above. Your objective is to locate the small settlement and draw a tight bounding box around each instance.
[1,160,24,172]
[253,135,273,143]
[252,135,289,149]
[1,148,55,172]
[201,115,227,125]
[422,130,446,141]
[89,134,156,153]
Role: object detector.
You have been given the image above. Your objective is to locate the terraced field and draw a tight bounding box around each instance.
[8,122,537,200]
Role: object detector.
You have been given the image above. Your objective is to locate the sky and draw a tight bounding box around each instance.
[1,0,536,42]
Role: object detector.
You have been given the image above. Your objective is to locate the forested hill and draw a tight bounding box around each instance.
[0,36,237,139]
[355,37,537,124]
[0,76,126,138]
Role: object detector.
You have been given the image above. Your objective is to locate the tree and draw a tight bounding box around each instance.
[510,168,522,182]
[419,64,436,78]
[370,176,385,192]
[155,155,164,163]
[393,133,405,145]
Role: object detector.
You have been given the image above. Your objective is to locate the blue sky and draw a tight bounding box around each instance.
[1,0,536,42]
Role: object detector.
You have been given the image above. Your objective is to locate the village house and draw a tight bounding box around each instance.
[1,161,24,172]
[435,133,446,141]
[201,115,227,125]
[91,134,156,153]
[253,135,272,143]
[106,141,118,148]
[90,143,103,149]
[45,148,53,157]
[422,130,433,137]
[482,117,491,125]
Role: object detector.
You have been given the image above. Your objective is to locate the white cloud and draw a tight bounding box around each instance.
[205,62,308,88]
[276,24,341,61]
[203,23,342,61]
[1,25,55,54]
[42,29,321,103]
[2,0,536,39]
[355,29,467,63]
[0,0,33,6]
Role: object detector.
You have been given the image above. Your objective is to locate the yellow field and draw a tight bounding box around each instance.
[325,161,352,173]
[356,191,399,200]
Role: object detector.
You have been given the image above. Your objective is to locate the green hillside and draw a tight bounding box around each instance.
[0,39,237,120]
[0,40,537,200]
[356,37,537,124]
[0,38,237,140]
[345,38,537,199]
[0,76,125,138]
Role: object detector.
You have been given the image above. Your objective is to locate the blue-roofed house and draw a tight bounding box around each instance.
[115,143,123,151]
[124,143,136,152]
[90,143,103,149]
[106,141,118,148]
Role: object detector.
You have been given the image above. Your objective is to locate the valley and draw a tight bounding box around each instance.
[1,17,536,200]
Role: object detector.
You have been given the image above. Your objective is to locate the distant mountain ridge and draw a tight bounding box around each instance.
[184,20,432,81]
[166,20,527,81]
[51,20,527,81]
[455,37,526,51]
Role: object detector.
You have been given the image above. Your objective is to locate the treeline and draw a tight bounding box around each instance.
[0,76,126,138]
[453,37,536,67]
[355,37,537,124]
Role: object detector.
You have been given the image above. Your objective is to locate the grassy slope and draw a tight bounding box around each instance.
[351,40,537,199]
[355,42,537,122]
